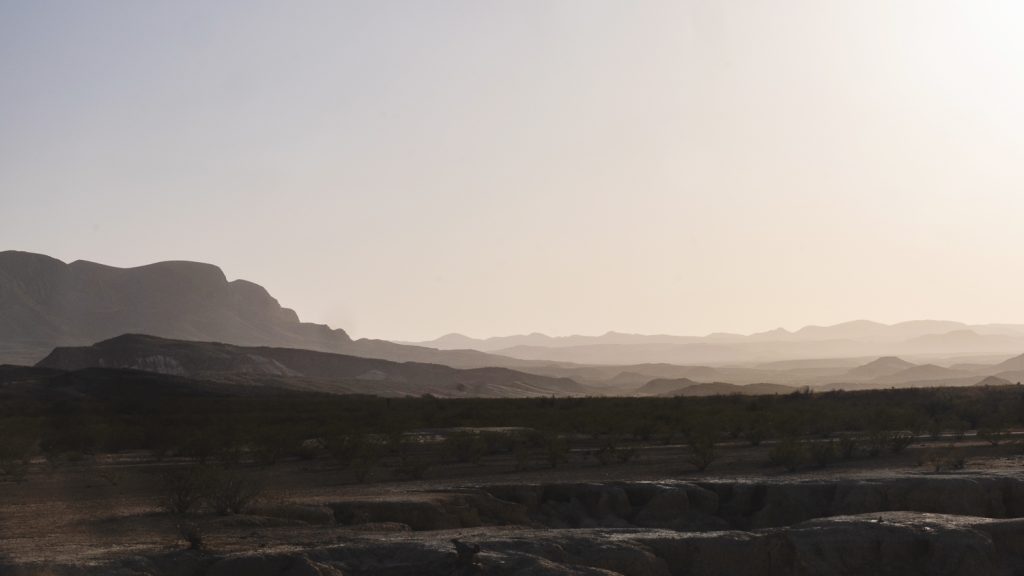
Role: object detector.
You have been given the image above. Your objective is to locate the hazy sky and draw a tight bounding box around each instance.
[4,1,1024,341]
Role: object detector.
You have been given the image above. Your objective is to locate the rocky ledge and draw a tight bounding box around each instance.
[7,475,1024,576]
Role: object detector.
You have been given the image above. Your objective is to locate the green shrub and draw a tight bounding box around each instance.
[743,424,768,447]
[837,434,860,460]
[594,439,636,466]
[922,447,967,472]
[512,439,530,471]
[632,422,656,442]
[161,465,262,515]
[444,432,487,464]
[394,437,431,480]
[686,431,718,472]
[297,438,321,460]
[394,455,431,480]
[542,433,569,469]
[481,431,516,454]
[176,520,204,551]
[888,431,914,453]
[0,459,28,483]
[250,428,299,466]
[979,425,1010,447]
[355,438,383,482]
[206,468,262,515]
[769,438,806,472]
[0,423,37,483]
[809,440,836,468]
[161,466,210,515]
[179,433,217,465]
[950,419,969,442]
[865,430,889,458]
[335,434,384,482]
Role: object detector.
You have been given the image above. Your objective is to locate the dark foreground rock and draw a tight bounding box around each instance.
[7,476,1024,576]
[318,476,1024,533]
[4,513,1023,576]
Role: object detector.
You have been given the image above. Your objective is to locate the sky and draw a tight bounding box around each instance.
[4,1,1024,341]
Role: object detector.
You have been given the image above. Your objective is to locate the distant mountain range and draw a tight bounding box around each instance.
[4,250,1024,398]
[406,320,1024,365]
[407,320,1002,350]
[519,351,1024,392]
[35,335,1022,397]
[636,378,799,397]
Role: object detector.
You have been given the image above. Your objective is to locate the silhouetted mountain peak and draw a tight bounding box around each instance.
[847,356,916,378]
[876,363,966,383]
[864,356,913,368]
[0,252,553,371]
[753,327,792,338]
[0,252,354,364]
[977,376,1012,387]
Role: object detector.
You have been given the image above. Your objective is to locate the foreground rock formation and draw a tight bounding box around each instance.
[7,475,1024,575]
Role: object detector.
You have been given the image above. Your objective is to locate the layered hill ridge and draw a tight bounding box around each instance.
[635,377,797,397]
[35,334,591,398]
[845,356,915,379]
[996,352,1024,372]
[874,363,971,384]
